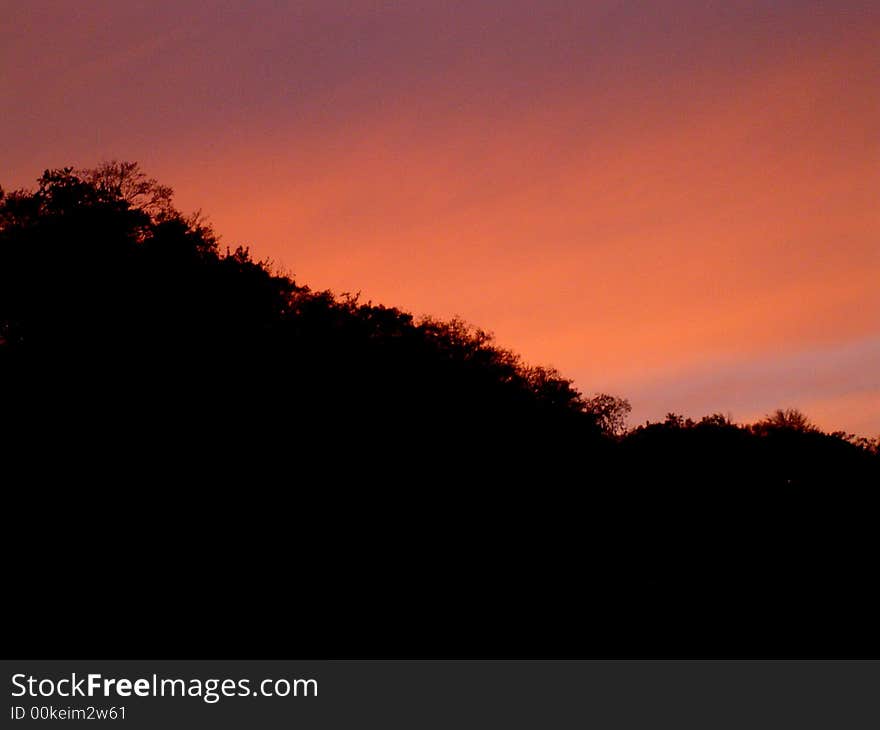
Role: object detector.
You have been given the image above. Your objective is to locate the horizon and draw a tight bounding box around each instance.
[3,0,878,436]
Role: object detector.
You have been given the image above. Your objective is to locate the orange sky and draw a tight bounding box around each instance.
[3,1,878,434]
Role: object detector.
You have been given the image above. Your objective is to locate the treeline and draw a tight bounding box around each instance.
[2,162,877,658]
[0,163,611,472]
[1,163,874,478]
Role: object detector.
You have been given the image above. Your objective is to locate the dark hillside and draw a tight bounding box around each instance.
[2,163,877,658]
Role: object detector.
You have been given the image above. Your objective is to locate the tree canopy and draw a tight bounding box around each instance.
[3,162,878,659]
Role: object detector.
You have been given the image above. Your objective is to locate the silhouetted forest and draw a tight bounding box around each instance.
[3,163,878,658]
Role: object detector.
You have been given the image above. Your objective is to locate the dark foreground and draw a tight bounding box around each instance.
[3,164,877,658]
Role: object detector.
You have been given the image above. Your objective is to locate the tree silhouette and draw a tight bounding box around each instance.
[2,162,878,660]
[584,393,632,436]
[754,407,814,433]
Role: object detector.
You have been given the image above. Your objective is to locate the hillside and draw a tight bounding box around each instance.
[2,163,877,657]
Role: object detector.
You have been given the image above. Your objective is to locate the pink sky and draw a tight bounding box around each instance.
[3,1,878,434]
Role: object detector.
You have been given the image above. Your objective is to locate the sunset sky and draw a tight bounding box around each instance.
[3,0,878,435]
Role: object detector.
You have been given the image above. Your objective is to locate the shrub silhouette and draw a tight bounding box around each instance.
[2,162,877,658]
